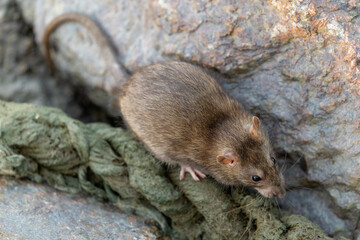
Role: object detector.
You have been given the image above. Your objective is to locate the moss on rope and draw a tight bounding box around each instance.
[0,100,335,240]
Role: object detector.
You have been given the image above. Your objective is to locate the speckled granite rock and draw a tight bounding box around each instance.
[10,0,360,238]
[0,177,160,240]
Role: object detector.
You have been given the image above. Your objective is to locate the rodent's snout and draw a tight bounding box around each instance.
[273,185,286,198]
[256,186,286,198]
[276,189,286,198]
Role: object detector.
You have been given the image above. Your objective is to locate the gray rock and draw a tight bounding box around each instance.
[0,177,160,240]
[0,0,108,123]
[279,187,348,237]
[12,0,360,238]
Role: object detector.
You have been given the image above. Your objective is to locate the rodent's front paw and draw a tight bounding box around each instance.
[179,165,206,181]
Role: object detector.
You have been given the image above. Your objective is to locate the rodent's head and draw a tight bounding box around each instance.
[215,116,286,198]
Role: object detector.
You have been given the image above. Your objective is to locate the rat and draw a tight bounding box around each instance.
[43,12,286,198]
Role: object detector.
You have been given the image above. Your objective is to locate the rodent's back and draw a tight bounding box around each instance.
[119,62,243,164]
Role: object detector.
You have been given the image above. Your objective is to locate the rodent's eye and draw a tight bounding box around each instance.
[252,175,262,182]
[271,157,276,164]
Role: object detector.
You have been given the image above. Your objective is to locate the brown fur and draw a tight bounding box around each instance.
[120,62,285,197]
[43,13,285,198]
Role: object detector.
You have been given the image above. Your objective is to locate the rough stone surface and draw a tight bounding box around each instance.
[7,0,360,238]
[0,0,109,123]
[0,177,159,240]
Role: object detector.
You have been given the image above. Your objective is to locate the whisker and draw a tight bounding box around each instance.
[275,198,281,215]
[224,194,260,214]
[280,151,287,173]
[284,156,302,173]
[224,202,254,213]
[266,197,271,209]
[282,197,298,211]
[286,185,314,191]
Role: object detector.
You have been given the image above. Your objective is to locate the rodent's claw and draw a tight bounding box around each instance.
[180,166,206,181]
[194,169,206,179]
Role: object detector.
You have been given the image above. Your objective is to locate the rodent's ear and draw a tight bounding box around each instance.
[217,151,239,167]
[250,116,260,139]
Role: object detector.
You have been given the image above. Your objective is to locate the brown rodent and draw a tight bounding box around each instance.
[43,13,286,198]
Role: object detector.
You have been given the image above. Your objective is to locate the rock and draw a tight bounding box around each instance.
[0,177,161,240]
[279,187,347,236]
[10,0,360,238]
[0,0,109,123]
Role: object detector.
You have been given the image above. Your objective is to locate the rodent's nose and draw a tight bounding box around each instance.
[277,191,285,198]
[276,189,286,198]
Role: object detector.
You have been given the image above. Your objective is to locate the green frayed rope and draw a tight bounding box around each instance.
[0,100,334,240]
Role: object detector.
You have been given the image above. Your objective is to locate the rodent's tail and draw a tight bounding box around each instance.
[42,12,129,87]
